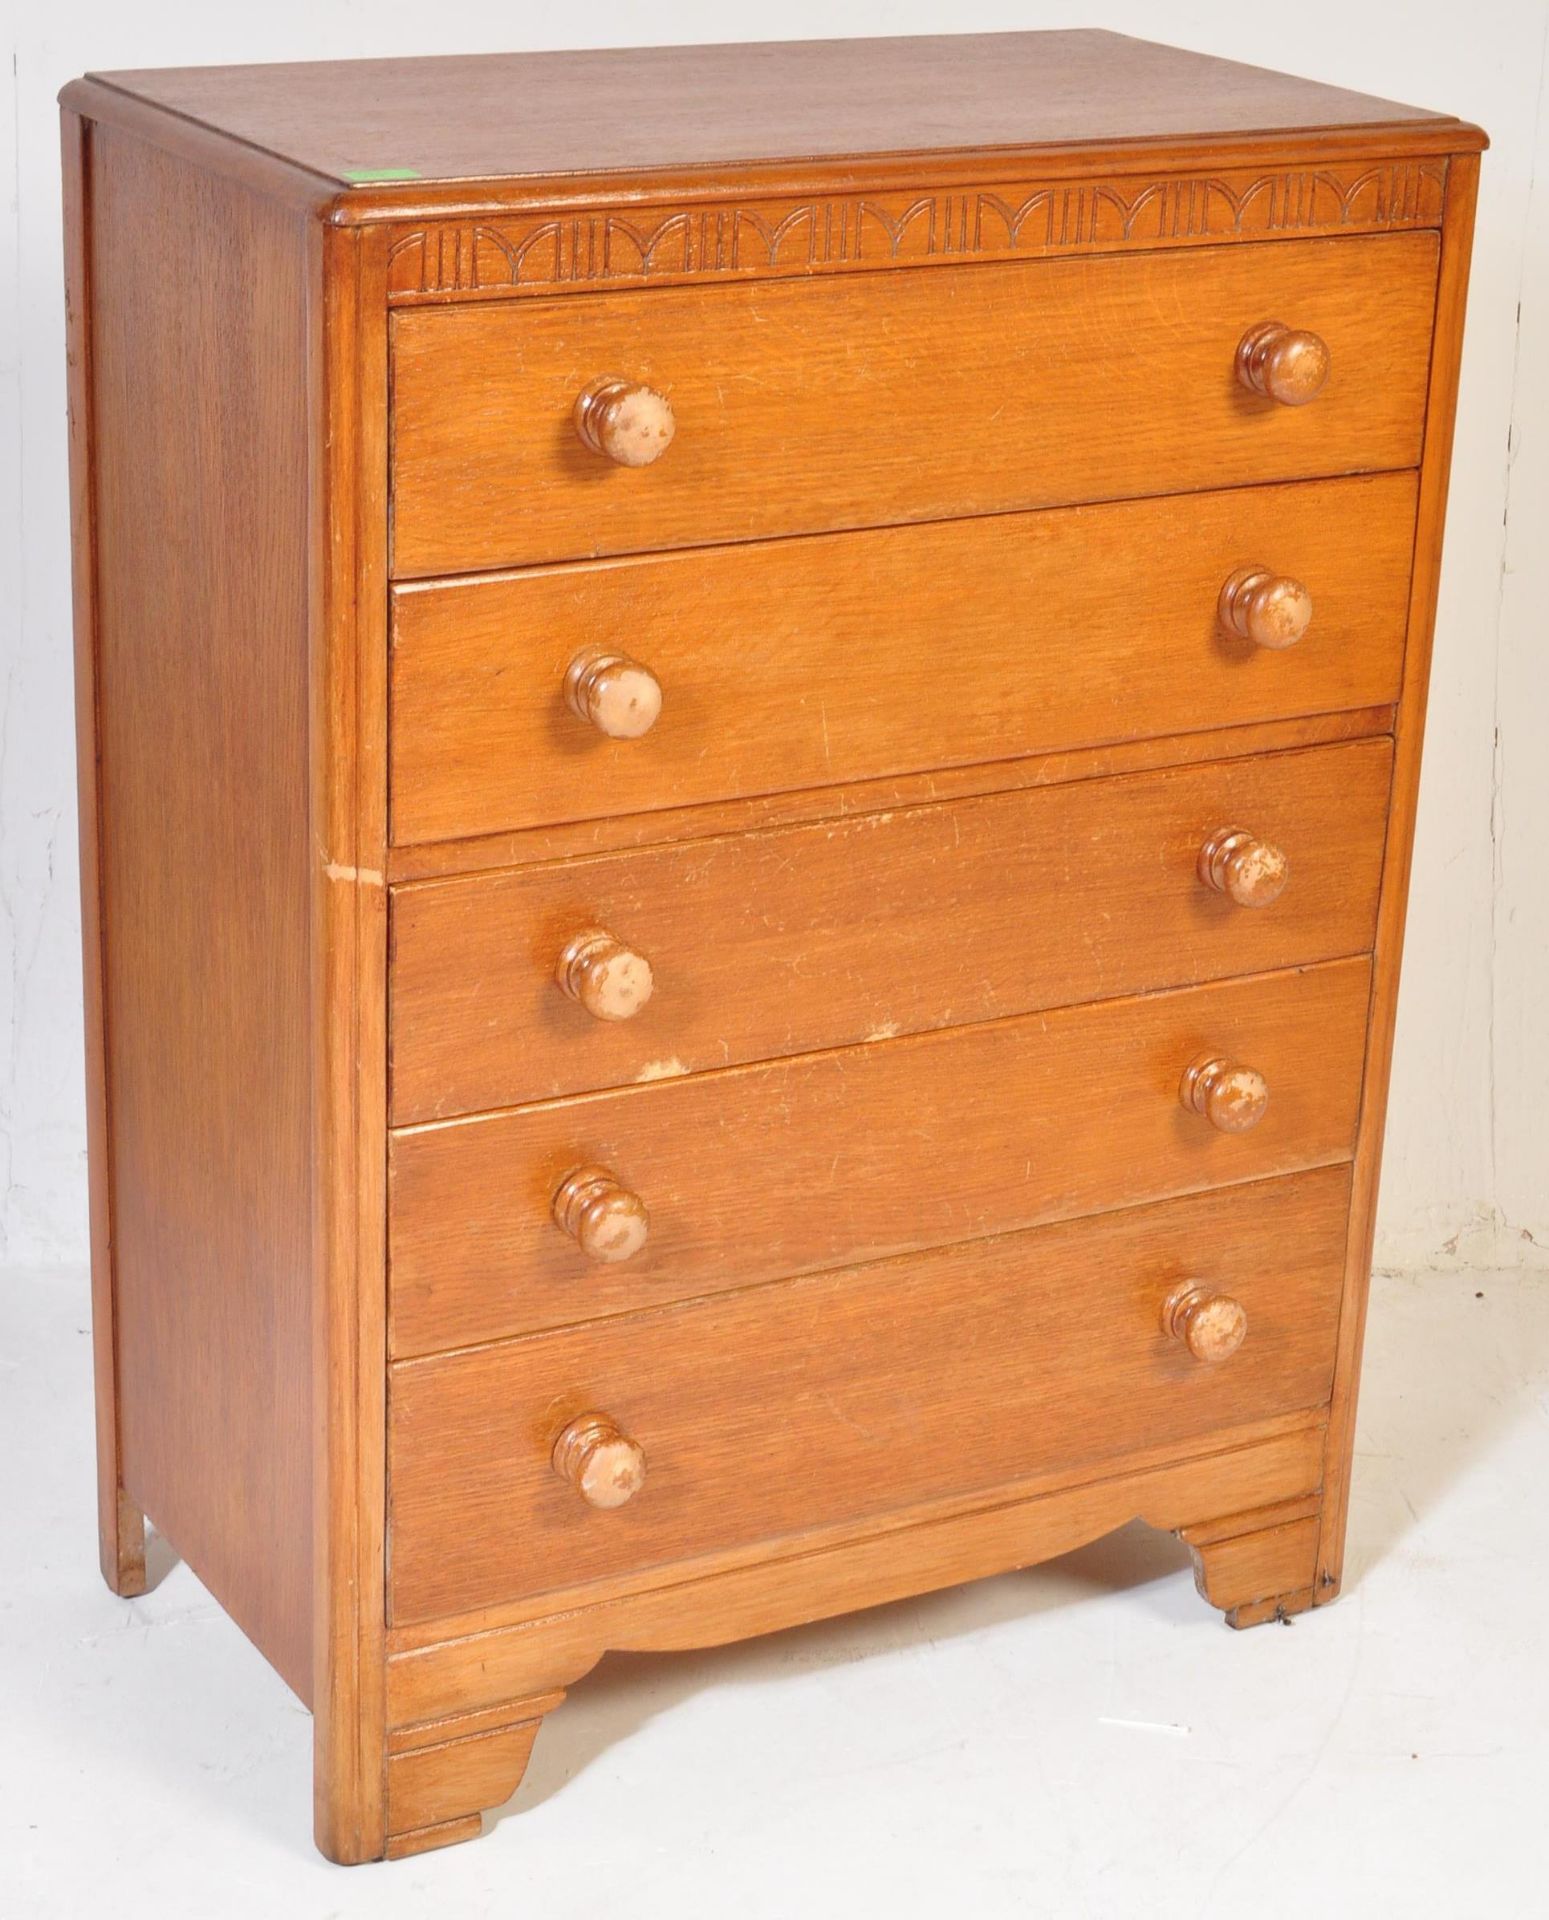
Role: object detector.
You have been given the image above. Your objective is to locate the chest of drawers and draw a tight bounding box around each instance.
[61,31,1484,1863]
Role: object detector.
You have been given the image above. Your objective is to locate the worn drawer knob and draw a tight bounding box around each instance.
[1197,828,1290,909]
[552,1165,650,1262]
[574,375,676,466]
[564,648,663,739]
[556,929,655,1022]
[1218,566,1313,650]
[552,1413,647,1509]
[1164,1285,1249,1364]
[1235,320,1330,406]
[1179,1055,1269,1133]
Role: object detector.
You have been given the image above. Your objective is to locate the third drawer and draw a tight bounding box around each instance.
[389,954,1371,1355]
[390,737,1392,1122]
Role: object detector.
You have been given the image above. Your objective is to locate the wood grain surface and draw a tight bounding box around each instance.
[390,738,1392,1122]
[82,32,1472,190]
[388,1165,1351,1622]
[310,220,393,1864]
[83,126,315,1697]
[390,471,1416,845]
[389,235,1436,576]
[385,708,1396,883]
[62,110,149,1602]
[385,1420,1326,1724]
[388,1409,1323,1653]
[389,956,1370,1355]
[385,1712,545,1836]
[1315,153,1485,1604]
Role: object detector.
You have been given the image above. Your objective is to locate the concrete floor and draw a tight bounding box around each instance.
[4,1264,1545,1918]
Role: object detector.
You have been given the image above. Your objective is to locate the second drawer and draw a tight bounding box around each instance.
[389,956,1370,1355]
[390,470,1416,845]
[391,738,1392,1121]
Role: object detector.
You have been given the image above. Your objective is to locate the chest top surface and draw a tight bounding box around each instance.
[81,30,1480,192]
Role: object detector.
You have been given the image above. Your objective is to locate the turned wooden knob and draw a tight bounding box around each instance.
[564,649,662,739]
[1179,1055,1270,1133]
[1236,321,1330,406]
[1217,566,1314,650]
[1198,828,1290,909]
[1164,1285,1249,1364]
[552,1166,649,1262]
[552,1413,646,1509]
[574,375,676,466]
[555,929,654,1022]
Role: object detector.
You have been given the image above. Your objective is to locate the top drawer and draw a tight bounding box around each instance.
[390,232,1438,576]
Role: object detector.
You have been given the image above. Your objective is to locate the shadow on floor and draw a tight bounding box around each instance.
[499,1517,1193,1825]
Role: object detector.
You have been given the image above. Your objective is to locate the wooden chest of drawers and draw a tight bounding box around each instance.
[61,31,1484,1864]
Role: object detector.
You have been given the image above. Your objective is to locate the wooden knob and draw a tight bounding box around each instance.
[552,1166,649,1262]
[1236,321,1330,406]
[1179,1055,1269,1133]
[574,375,676,466]
[1164,1286,1249,1364]
[1217,566,1313,650]
[552,1413,646,1509]
[1197,828,1290,909]
[564,649,662,739]
[555,929,655,1022]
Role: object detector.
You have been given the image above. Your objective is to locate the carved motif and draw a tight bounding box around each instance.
[386,161,1448,302]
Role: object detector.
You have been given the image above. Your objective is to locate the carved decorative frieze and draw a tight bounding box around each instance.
[385,160,1449,303]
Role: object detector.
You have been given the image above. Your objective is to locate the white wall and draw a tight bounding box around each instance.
[2,1,1544,1270]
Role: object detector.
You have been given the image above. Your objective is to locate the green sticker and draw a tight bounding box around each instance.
[343,166,422,183]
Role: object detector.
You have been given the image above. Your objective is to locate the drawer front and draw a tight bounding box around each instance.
[391,738,1392,1123]
[389,956,1369,1356]
[389,232,1436,577]
[389,472,1415,845]
[388,1165,1352,1624]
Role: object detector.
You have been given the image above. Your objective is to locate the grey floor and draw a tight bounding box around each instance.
[4,1263,1545,1918]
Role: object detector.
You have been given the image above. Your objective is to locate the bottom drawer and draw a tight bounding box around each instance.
[389,1164,1351,1625]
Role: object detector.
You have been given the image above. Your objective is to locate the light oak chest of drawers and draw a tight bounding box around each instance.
[61,31,1484,1864]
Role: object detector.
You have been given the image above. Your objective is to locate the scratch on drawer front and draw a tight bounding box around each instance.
[324,861,384,886]
[636,1057,688,1082]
